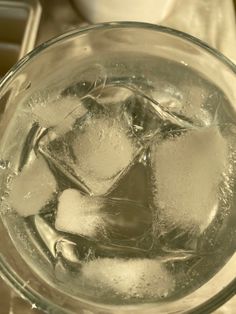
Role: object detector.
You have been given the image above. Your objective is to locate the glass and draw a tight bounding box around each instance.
[0,22,236,314]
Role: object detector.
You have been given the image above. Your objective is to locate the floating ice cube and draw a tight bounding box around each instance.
[151,126,228,233]
[55,189,104,237]
[39,111,142,196]
[73,117,137,180]
[151,83,183,115]
[55,187,151,244]
[34,216,94,265]
[87,85,134,107]
[123,92,161,141]
[34,215,62,258]
[79,83,162,141]
[38,83,197,196]
[121,83,196,141]
[8,157,57,217]
[30,95,87,130]
[151,83,214,127]
[81,258,175,299]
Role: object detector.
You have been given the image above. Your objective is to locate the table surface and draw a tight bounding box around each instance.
[0,0,236,313]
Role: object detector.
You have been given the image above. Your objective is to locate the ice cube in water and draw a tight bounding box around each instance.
[1,57,236,308]
[38,93,143,196]
[56,189,104,238]
[150,126,228,234]
[7,156,57,217]
[81,258,175,300]
[29,94,88,130]
[55,188,152,243]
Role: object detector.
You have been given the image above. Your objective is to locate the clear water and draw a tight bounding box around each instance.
[1,55,236,306]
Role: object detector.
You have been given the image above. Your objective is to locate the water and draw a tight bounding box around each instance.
[1,56,236,306]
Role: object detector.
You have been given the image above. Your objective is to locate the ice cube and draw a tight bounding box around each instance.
[123,92,162,142]
[151,126,228,233]
[55,188,151,243]
[151,83,183,113]
[86,85,134,107]
[81,258,175,299]
[121,84,196,142]
[77,83,162,142]
[8,157,57,217]
[30,95,87,130]
[34,215,62,258]
[55,189,104,237]
[73,117,137,179]
[39,111,142,196]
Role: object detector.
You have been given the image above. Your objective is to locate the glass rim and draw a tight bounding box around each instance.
[1,21,236,90]
[0,21,236,313]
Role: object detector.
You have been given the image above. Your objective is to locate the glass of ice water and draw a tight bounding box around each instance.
[0,22,236,314]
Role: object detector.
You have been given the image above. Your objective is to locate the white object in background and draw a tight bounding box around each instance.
[160,0,236,64]
[74,0,236,64]
[73,0,175,24]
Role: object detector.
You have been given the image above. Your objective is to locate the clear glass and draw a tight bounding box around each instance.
[0,22,236,314]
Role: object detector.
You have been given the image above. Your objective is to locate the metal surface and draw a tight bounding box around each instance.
[0,0,41,78]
